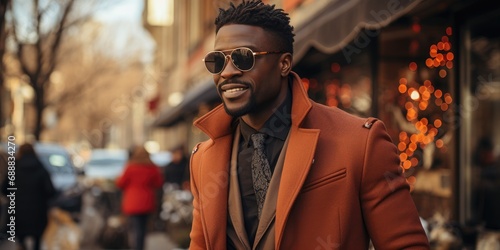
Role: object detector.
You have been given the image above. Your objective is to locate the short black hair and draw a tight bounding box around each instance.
[215,0,295,54]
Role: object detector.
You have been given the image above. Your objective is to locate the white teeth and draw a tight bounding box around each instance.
[225,88,244,93]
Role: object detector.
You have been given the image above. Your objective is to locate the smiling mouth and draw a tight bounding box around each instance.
[220,83,249,99]
[224,87,246,93]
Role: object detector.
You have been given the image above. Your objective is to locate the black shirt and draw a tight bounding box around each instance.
[235,84,292,246]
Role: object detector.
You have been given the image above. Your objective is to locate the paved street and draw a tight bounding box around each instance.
[0,231,181,250]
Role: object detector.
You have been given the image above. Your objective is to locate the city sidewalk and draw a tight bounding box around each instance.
[145,231,181,250]
[0,231,182,250]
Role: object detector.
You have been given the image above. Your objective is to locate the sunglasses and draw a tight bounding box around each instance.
[203,47,284,75]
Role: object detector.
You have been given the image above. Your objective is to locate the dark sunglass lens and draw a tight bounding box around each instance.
[231,48,254,71]
[205,52,226,73]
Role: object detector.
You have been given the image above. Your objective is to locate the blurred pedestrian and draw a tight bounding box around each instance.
[163,145,189,190]
[116,145,163,250]
[2,143,56,250]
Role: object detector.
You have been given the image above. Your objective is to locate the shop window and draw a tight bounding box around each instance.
[293,41,373,118]
[461,9,500,230]
[378,19,455,220]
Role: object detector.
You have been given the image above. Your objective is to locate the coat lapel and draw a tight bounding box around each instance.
[275,127,319,247]
[275,72,320,247]
[195,105,236,250]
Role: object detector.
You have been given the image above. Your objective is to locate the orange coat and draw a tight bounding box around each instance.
[189,72,429,249]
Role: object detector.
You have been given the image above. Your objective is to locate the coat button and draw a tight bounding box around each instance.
[192,144,200,154]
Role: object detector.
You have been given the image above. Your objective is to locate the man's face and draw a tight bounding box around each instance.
[213,24,288,121]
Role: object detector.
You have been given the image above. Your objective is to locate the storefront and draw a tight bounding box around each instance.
[292,0,500,245]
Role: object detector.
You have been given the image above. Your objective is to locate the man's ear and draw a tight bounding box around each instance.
[279,53,293,77]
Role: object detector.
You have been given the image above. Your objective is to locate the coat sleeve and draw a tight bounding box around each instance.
[41,166,56,199]
[189,143,208,250]
[360,120,430,249]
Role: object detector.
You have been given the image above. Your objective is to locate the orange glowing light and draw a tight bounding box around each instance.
[412,22,421,33]
[407,176,417,185]
[419,86,427,94]
[411,158,419,167]
[429,128,438,136]
[446,27,452,36]
[428,85,435,93]
[445,95,453,104]
[399,78,408,85]
[446,52,454,61]
[399,131,408,141]
[409,62,418,71]
[436,139,444,148]
[439,69,447,78]
[398,84,407,94]
[405,102,414,110]
[400,153,408,162]
[421,126,428,134]
[424,136,432,145]
[433,59,440,67]
[426,58,434,68]
[435,90,443,98]
[419,102,428,110]
[438,42,444,50]
[444,42,451,51]
[398,142,407,152]
[434,119,442,128]
[415,121,422,129]
[435,98,443,106]
[403,160,412,169]
[408,143,417,152]
[424,80,432,86]
[441,103,449,111]
[410,134,418,143]
[442,36,449,43]
[422,91,431,101]
[436,53,444,61]
[406,149,414,157]
[327,98,338,107]
[421,118,429,125]
[331,63,341,73]
[407,110,417,121]
[446,61,453,69]
[417,133,425,142]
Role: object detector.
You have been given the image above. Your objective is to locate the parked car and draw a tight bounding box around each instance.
[34,143,79,191]
[150,150,172,167]
[0,142,78,192]
[84,149,128,180]
[0,142,82,216]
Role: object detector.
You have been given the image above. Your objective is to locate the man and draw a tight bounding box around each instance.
[189,1,430,249]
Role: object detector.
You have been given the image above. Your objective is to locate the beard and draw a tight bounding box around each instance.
[222,93,257,117]
[218,79,257,117]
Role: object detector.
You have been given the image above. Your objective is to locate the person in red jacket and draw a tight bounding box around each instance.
[116,145,163,250]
